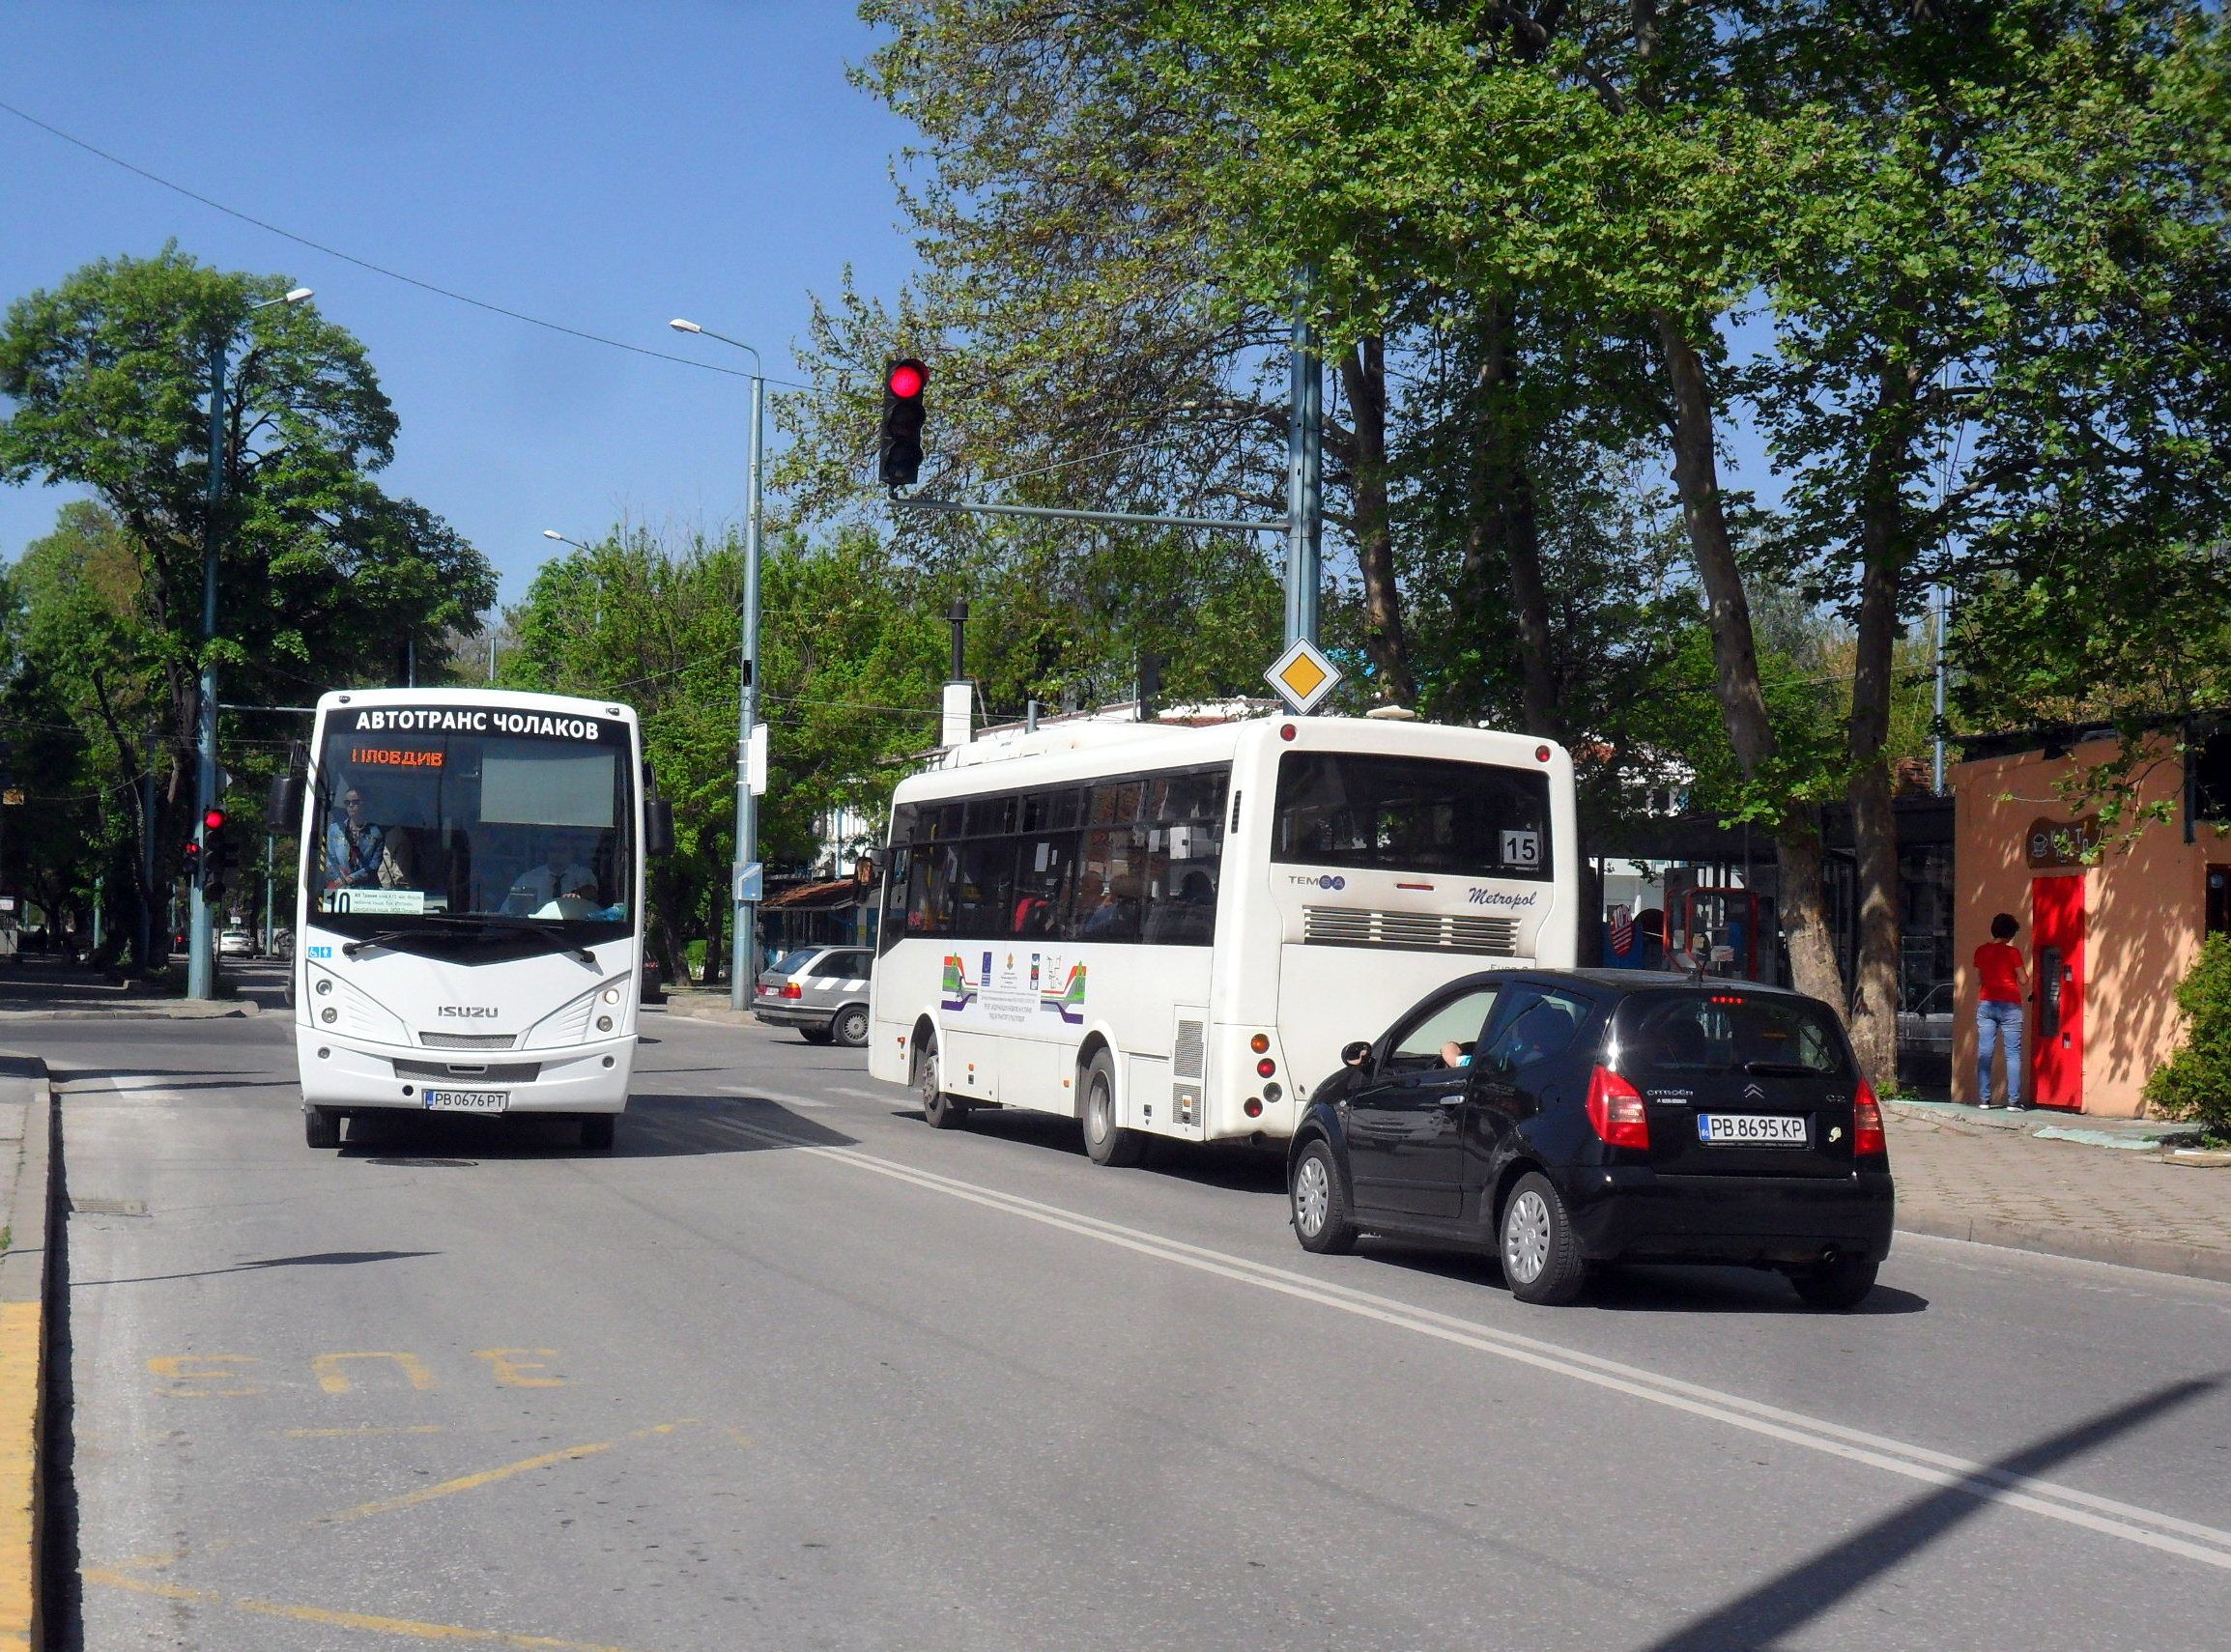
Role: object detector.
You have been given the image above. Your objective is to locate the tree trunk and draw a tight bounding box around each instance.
[1650,308,1847,1011]
[1844,361,1924,1087]
[1462,294,1559,738]
[1336,337,1416,704]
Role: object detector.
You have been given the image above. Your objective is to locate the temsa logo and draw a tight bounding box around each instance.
[436,1006,500,1018]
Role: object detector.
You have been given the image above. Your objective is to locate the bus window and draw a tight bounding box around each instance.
[956,840,1015,938]
[908,844,958,934]
[878,845,913,954]
[1021,788,1082,833]
[1089,781,1143,828]
[1013,834,1077,938]
[1070,827,1144,942]
[1273,752,1552,881]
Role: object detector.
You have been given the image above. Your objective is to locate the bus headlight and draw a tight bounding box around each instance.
[601,987,620,1005]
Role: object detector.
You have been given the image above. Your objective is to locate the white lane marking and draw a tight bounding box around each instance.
[827,1086,891,1101]
[715,1085,831,1110]
[728,1118,2231,1573]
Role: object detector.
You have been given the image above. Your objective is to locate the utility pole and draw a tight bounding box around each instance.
[1284,299,1323,649]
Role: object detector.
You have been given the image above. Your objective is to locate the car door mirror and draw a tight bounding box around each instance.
[1340,1040,1373,1068]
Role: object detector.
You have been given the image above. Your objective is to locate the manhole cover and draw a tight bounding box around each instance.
[71,1197,149,1216]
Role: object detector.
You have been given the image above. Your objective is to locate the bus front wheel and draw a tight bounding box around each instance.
[916,1035,966,1129]
[304,1107,341,1150]
[1080,1049,1144,1168]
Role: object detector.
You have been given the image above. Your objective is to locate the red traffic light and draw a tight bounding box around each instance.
[204,808,227,832]
[887,361,926,399]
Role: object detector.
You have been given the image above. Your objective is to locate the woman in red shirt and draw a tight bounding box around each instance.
[1975,912,2028,1109]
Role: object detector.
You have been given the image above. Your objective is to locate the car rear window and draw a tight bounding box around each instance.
[1616,992,1853,1080]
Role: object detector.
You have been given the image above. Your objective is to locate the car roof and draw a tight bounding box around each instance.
[1440,967,1825,1007]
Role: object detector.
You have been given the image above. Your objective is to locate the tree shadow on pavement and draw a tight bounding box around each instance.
[336,1093,855,1164]
[1636,1373,2224,1651]
[73,1250,440,1288]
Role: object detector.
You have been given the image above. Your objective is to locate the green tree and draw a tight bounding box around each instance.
[0,248,495,966]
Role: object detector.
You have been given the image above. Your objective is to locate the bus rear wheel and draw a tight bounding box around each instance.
[304,1107,341,1150]
[1080,1049,1144,1168]
[916,1035,966,1129]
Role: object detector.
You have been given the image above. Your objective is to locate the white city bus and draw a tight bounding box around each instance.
[284,687,668,1151]
[867,714,1578,1162]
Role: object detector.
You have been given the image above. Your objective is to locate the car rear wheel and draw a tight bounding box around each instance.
[916,1036,966,1129]
[304,1107,341,1150]
[1500,1172,1586,1305]
[800,1027,835,1046]
[833,1006,870,1048]
[580,1114,615,1152]
[1080,1049,1144,1167]
[1789,1254,1878,1310]
[1290,1141,1356,1255]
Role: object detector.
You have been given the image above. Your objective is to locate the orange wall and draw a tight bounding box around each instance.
[1951,736,2210,1117]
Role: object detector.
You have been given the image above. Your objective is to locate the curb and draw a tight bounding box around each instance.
[656,996,759,1029]
[0,1053,53,1649]
[0,1002,258,1022]
[1896,1206,2231,1285]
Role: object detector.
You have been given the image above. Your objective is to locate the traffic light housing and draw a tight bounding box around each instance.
[878,358,929,488]
[197,808,231,898]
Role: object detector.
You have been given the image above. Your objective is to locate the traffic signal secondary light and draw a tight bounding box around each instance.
[879,358,929,488]
[198,808,231,897]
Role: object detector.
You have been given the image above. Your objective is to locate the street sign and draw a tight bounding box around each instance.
[1265,638,1341,715]
[732,861,765,903]
[746,724,769,797]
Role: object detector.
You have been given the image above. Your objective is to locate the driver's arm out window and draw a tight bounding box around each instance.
[1388,986,1501,1068]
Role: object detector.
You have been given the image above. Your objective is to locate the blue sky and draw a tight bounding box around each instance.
[0,1,917,609]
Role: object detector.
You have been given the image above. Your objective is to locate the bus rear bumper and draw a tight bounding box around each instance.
[298,1032,638,1115]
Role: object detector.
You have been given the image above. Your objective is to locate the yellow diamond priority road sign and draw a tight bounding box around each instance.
[1266,638,1341,714]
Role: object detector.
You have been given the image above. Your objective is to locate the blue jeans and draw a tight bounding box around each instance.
[1978,1000,2024,1106]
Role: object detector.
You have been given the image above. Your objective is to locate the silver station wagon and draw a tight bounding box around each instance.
[754,945,875,1046]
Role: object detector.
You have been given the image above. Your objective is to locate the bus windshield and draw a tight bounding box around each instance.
[1273,752,1552,881]
[312,705,633,939]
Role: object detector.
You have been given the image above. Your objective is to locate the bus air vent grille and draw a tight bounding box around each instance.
[1172,1018,1206,1080]
[417,1031,518,1050]
[1302,906,1518,956]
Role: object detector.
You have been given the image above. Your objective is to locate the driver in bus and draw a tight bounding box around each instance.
[504,835,597,916]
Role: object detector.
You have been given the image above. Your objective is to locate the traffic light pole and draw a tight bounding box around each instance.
[731,370,764,1010]
[1284,305,1323,649]
[188,334,226,1000]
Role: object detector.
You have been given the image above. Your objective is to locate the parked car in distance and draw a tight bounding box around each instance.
[217,926,257,957]
[1897,981,1954,1058]
[755,945,873,1046]
[1286,969,1893,1309]
[270,927,295,961]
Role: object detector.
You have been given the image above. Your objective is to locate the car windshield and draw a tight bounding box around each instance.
[1616,991,1853,1079]
[312,706,633,940]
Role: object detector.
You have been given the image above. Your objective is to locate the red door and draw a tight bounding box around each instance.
[2029,874,2085,1110]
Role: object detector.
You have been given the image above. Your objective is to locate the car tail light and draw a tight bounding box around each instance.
[1585,1066,1649,1150]
[780,983,803,1000]
[1854,1078,1886,1158]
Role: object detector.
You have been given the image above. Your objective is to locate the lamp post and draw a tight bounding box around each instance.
[669,318,766,1008]
[189,284,312,1000]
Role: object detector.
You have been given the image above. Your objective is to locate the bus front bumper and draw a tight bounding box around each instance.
[297,1030,638,1115]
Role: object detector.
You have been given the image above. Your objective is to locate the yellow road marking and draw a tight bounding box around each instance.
[288,1426,445,1438]
[316,1440,615,1524]
[85,1568,643,1649]
[0,1300,41,1649]
[472,1349,565,1387]
[314,1352,438,1394]
[148,1353,262,1396]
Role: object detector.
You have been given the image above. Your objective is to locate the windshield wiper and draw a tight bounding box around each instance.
[1741,1060,1825,1076]
[342,912,593,963]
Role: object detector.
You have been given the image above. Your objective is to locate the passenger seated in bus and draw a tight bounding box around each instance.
[324,783,387,890]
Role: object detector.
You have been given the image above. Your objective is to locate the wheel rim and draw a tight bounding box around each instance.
[1294,1154,1330,1238]
[1086,1075,1111,1144]
[1504,1190,1552,1284]
[916,1046,938,1110]
[840,1011,866,1043]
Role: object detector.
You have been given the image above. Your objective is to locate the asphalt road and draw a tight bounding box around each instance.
[15,994,2231,1651]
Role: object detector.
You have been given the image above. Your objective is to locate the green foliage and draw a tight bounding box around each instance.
[2144,934,2231,1140]
[0,248,495,962]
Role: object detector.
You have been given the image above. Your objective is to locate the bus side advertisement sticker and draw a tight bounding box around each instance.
[943,952,1088,1026]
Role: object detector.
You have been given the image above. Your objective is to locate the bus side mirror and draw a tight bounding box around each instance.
[268,773,302,826]
[644,798,676,858]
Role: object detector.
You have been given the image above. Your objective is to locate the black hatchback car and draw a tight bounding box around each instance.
[1286,970,1894,1308]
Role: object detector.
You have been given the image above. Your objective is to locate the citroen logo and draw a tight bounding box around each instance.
[1742,1082,1765,1102]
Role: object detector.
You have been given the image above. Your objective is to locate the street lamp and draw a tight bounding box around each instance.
[543,528,592,552]
[670,317,767,1008]
[189,284,313,1000]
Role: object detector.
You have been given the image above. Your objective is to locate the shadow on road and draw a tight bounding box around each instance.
[335,1092,856,1164]
[1356,1244,1930,1316]
[1638,1373,2223,1651]
[899,1104,1290,1196]
[74,1249,440,1289]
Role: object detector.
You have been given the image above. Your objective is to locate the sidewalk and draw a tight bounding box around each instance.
[1884,1099,2231,1283]
[0,956,261,1020]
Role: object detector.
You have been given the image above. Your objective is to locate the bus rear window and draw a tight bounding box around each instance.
[1272,753,1551,881]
